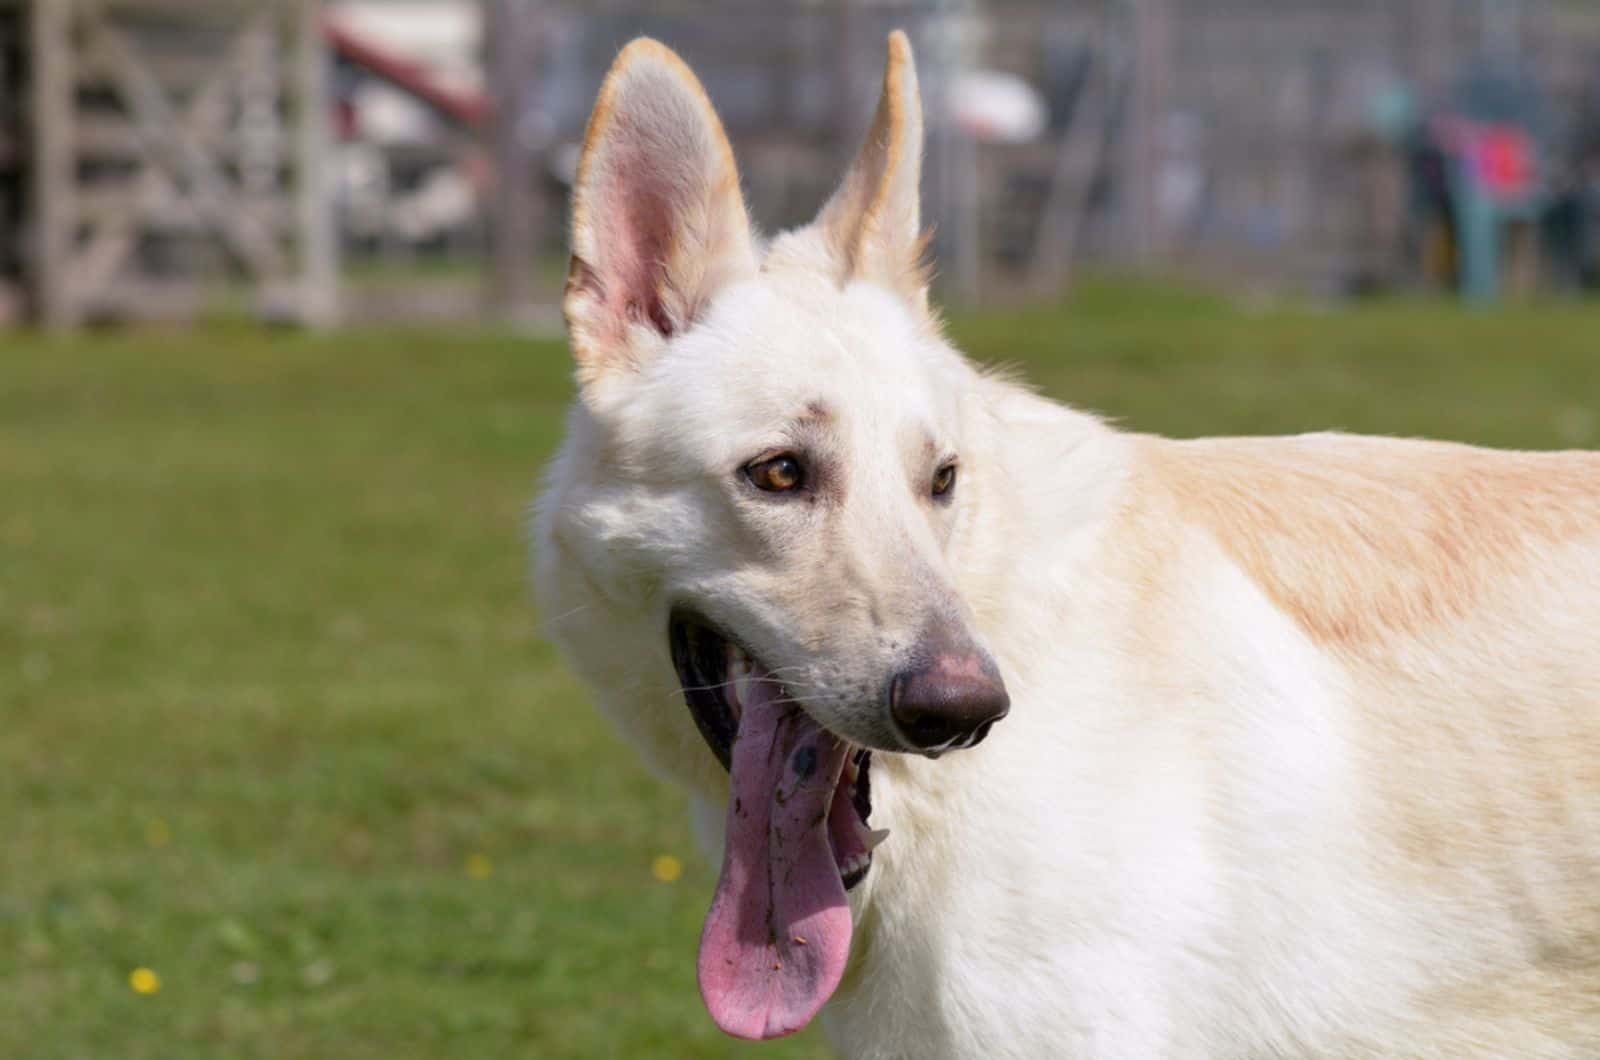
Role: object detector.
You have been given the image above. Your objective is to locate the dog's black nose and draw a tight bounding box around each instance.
[889,647,1009,754]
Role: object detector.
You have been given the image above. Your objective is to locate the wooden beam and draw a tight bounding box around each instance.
[0,282,23,325]
[487,0,540,317]
[73,116,264,161]
[293,0,337,326]
[79,278,205,321]
[77,185,293,229]
[75,48,239,96]
[93,0,263,13]
[30,0,77,327]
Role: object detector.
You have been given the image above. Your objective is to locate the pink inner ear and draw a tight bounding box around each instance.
[588,148,679,339]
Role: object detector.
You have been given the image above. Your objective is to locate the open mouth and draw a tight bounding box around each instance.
[669,608,884,1040]
[668,610,883,890]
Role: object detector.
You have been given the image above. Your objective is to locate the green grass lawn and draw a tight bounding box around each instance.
[3,280,1598,1058]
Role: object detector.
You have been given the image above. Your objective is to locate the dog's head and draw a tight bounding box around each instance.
[559,32,1006,758]
[540,33,1010,1038]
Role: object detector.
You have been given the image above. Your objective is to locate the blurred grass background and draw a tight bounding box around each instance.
[3,278,1599,1059]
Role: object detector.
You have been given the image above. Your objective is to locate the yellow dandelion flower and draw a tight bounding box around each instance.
[651,854,683,883]
[465,853,493,880]
[144,819,171,848]
[128,967,161,995]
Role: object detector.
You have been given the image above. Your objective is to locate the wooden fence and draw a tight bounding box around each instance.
[9,0,335,328]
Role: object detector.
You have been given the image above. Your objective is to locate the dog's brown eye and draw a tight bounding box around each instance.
[746,454,805,493]
[931,464,957,498]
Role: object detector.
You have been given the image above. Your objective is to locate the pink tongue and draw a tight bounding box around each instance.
[696,675,852,1040]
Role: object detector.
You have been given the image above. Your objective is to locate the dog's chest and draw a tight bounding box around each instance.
[809,710,1375,1059]
[820,904,1205,1060]
[817,784,1226,1057]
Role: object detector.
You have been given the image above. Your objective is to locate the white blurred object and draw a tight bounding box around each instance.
[1158,112,1207,229]
[329,1,484,94]
[352,83,435,145]
[337,148,476,245]
[337,143,391,239]
[946,71,1048,144]
[389,167,477,243]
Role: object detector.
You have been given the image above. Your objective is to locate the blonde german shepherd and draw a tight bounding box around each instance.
[534,31,1600,1058]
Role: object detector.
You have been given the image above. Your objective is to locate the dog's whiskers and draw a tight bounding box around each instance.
[539,602,594,627]
[666,670,846,709]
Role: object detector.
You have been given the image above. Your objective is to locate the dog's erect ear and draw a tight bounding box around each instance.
[815,31,927,306]
[564,39,757,392]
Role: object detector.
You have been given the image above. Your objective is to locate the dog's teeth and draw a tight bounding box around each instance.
[725,647,752,705]
[865,828,891,852]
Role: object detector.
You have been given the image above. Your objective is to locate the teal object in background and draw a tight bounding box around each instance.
[1440,63,1551,302]
[1449,124,1544,302]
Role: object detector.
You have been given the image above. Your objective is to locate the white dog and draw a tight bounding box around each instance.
[534,32,1600,1058]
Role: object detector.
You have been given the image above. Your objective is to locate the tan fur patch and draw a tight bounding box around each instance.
[1137,433,1600,647]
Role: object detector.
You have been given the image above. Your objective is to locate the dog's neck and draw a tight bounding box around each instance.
[949,373,1133,685]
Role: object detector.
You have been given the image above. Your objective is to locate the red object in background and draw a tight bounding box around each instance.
[1432,116,1538,203]
[323,16,490,131]
[1470,125,1535,201]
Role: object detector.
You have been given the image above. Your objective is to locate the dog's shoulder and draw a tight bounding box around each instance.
[1123,432,1600,647]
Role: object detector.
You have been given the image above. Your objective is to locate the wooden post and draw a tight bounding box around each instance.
[487,0,540,320]
[946,124,982,305]
[1121,0,1173,265]
[1481,0,1522,64]
[925,5,982,306]
[1416,0,1454,101]
[294,0,338,326]
[832,0,860,175]
[30,0,75,328]
[1031,12,1111,297]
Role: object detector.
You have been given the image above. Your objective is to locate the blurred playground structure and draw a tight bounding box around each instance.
[1,0,1599,328]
